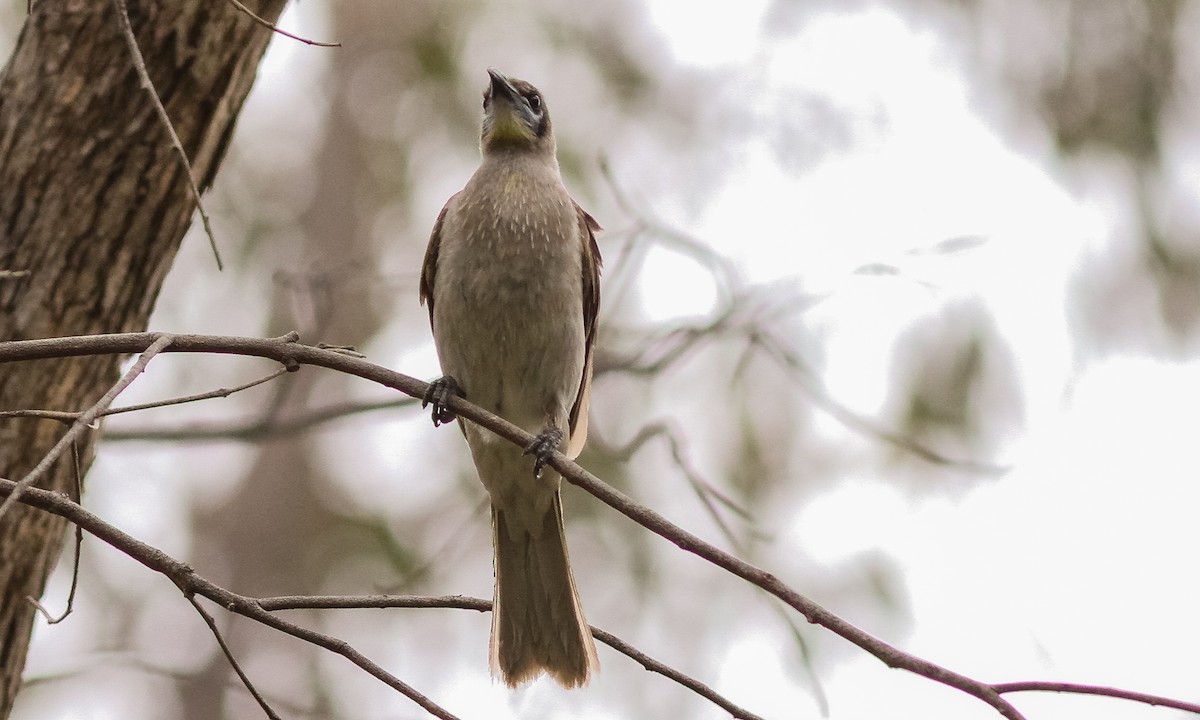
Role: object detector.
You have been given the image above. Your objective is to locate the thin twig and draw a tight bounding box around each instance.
[258,594,767,720]
[600,420,755,534]
[602,302,1005,476]
[102,397,415,442]
[993,682,1200,714]
[597,421,830,712]
[186,594,283,720]
[598,155,741,306]
[753,329,1010,475]
[0,333,174,520]
[112,0,224,271]
[0,367,292,426]
[26,442,86,624]
[0,477,460,720]
[589,625,762,720]
[106,366,292,415]
[226,0,341,47]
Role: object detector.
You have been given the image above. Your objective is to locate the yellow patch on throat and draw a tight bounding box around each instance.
[487,105,537,144]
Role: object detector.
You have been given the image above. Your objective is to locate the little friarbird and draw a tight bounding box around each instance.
[419,68,602,688]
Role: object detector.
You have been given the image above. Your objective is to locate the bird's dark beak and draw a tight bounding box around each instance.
[487,68,520,106]
[481,68,542,146]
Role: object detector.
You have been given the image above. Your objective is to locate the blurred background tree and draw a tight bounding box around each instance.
[4,0,1199,718]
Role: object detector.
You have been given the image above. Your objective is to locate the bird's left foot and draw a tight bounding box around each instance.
[523,426,564,477]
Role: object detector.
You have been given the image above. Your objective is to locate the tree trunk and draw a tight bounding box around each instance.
[0,1,286,715]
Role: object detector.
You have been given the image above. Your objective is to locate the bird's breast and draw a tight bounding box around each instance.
[430,167,586,432]
[441,172,581,304]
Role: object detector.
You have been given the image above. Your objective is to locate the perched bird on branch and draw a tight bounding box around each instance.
[419,68,602,688]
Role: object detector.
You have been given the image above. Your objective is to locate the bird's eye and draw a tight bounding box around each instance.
[527,93,542,112]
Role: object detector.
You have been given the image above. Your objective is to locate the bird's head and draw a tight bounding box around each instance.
[480,68,554,157]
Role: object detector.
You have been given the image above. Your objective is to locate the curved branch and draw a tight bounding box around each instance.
[258,594,764,720]
[1,475,761,719]
[0,331,1013,716]
[993,682,1200,714]
[226,0,341,47]
[186,594,282,720]
[0,476,459,720]
[4,332,1198,719]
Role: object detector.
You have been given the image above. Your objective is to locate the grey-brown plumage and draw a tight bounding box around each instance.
[419,69,601,688]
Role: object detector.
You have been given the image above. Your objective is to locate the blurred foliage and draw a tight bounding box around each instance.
[886,298,1021,478]
[947,0,1200,351]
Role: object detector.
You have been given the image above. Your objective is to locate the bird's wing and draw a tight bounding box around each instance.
[419,197,456,326]
[566,203,602,459]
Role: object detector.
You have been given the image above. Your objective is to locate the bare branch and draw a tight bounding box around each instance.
[0,332,1012,715]
[112,0,223,270]
[0,367,292,427]
[186,594,283,720]
[602,302,1006,476]
[596,303,740,377]
[259,594,490,612]
[5,332,1197,719]
[994,681,1200,715]
[226,0,341,47]
[588,625,762,720]
[0,334,175,520]
[752,329,1010,475]
[101,397,415,443]
[107,366,293,415]
[598,155,742,306]
[0,477,459,720]
[4,478,763,719]
[0,409,79,423]
[260,594,764,720]
[599,421,756,535]
[26,442,86,624]
[597,421,835,711]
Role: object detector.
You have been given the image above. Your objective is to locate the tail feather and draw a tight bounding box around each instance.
[491,493,598,687]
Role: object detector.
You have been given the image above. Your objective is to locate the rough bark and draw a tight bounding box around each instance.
[0,0,286,715]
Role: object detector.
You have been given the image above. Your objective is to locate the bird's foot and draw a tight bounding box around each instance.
[523,426,564,477]
[422,375,464,427]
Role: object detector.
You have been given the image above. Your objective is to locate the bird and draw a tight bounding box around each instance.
[419,68,602,688]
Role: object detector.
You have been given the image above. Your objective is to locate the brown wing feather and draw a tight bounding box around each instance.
[566,202,602,459]
[419,198,455,326]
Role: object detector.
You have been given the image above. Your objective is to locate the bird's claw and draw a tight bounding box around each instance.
[422,376,464,427]
[523,427,564,477]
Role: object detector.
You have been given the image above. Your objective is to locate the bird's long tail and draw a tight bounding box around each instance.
[490,493,598,687]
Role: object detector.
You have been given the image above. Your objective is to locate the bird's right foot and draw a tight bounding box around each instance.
[523,426,564,478]
[422,375,464,427]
